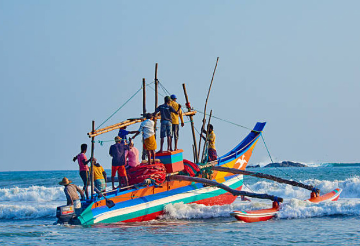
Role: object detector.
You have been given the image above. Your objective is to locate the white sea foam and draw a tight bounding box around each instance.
[0,186,65,202]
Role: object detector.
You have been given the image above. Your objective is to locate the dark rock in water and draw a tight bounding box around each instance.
[247,164,261,168]
[264,161,307,168]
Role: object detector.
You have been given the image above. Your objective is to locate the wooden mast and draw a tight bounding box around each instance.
[182,83,199,163]
[142,78,146,160]
[155,63,158,109]
[154,63,158,139]
[197,57,219,162]
[201,109,212,163]
[90,120,95,199]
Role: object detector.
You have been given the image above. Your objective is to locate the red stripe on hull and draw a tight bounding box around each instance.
[192,186,243,206]
[122,210,164,222]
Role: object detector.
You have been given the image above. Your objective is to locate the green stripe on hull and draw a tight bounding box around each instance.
[83,178,243,225]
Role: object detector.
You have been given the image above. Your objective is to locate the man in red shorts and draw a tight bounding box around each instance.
[109,136,129,190]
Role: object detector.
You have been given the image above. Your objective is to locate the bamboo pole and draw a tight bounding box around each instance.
[154,63,158,139]
[142,78,146,160]
[90,120,95,199]
[87,111,197,138]
[182,83,199,163]
[155,63,158,109]
[201,110,212,163]
[169,175,283,202]
[212,166,317,192]
[197,57,219,161]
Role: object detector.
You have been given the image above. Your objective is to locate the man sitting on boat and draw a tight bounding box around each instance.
[90,158,107,192]
[109,136,129,190]
[201,124,217,161]
[155,96,181,153]
[125,139,140,168]
[169,94,184,151]
[59,177,85,209]
[131,113,157,164]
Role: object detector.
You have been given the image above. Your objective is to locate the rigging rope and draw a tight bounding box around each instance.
[96,81,154,130]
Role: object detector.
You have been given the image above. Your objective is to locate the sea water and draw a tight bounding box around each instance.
[0,166,359,245]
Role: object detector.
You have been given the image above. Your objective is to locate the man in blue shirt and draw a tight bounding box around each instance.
[109,136,129,190]
[155,96,181,152]
[118,126,137,143]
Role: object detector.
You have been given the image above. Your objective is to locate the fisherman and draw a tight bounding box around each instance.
[109,136,129,190]
[59,177,85,209]
[73,144,91,199]
[169,94,184,151]
[118,126,137,144]
[131,113,157,164]
[125,139,140,168]
[201,124,217,161]
[90,158,107,192]
[154,96,181,152]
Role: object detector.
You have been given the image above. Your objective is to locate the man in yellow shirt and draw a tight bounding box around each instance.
[90,158,107,192]
[202,124,217,161]
[170,94,184,151]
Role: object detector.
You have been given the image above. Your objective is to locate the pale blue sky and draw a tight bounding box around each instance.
[1,1,360,171]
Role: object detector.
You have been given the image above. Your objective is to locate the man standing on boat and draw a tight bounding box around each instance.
[169,94,184,151]
[154,96,181,152]
[90,158,107,192]
[131,113,157,164]
[109,136,129,190]
[118,126,137,144]
[73,144,91,199]
[202,124,217,161]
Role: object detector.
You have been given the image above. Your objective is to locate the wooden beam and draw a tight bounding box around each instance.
[182,83,199,163]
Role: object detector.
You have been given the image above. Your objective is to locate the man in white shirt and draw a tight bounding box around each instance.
[131,113,157,164]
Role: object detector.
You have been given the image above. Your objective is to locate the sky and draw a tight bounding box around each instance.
[1,1,360,171]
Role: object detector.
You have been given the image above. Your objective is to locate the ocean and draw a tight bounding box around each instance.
[0,165,359,245]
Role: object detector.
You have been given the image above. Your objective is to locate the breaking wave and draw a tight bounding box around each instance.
[0,186,65,220]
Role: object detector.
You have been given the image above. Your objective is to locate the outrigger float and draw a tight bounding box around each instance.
[56,60,342,225]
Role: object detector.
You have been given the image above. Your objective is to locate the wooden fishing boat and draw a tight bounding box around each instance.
[57,121,269,225]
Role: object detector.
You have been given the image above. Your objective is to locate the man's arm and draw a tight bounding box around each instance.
[131,131,141,139]
[76,185,85,200]
[179,107,184,126]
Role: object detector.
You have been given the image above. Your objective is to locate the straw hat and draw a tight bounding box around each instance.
[59,177,72,186]
[115,136,121,142]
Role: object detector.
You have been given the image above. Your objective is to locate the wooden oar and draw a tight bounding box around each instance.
[94,187,115,208]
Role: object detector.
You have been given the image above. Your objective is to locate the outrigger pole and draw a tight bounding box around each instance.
[212,166,319,193]
[169,175,283,202]
[197,57,219,162]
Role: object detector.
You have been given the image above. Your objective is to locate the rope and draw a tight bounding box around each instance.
[260,133,300,182]
[96,82,155,130]
[194,109,252,131]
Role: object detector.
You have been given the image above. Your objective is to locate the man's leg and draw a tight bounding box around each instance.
[147,150,151,164]
[160,137,164,152]
[167,136,171,151]
[152,150,156,164]
[111,176,115,190]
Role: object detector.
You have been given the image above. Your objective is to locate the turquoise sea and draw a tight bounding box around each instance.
[0,165,359,245]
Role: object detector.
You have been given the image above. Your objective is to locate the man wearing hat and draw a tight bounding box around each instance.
[109,136,129,190]
[169,94,184,151]
[59,177,85,209]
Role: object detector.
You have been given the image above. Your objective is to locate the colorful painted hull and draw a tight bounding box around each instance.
[77,122,266,225]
